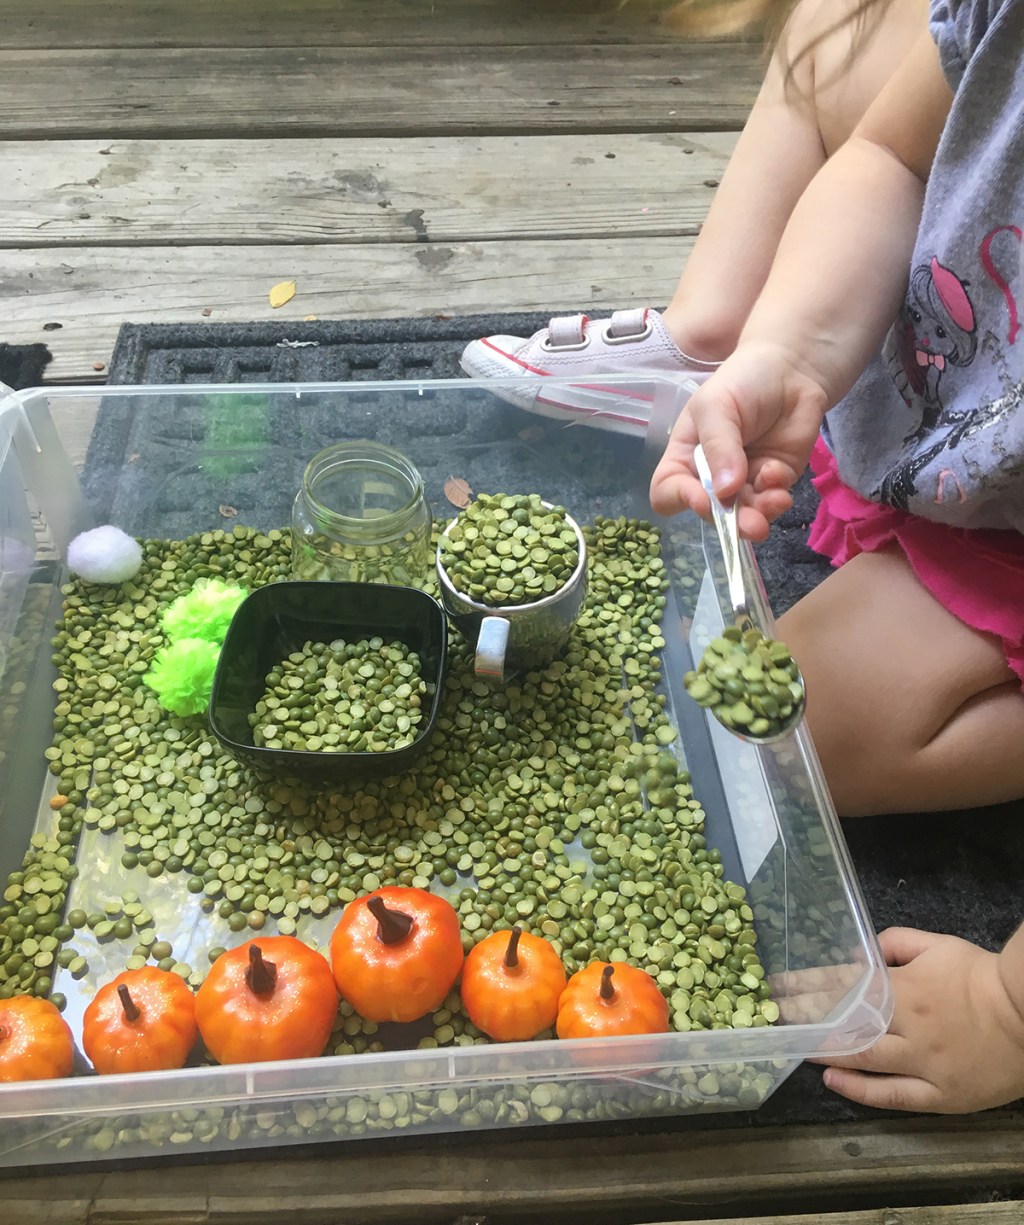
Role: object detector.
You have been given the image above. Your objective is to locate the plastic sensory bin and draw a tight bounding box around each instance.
[209,580,448,781]
[0,374,891,1168]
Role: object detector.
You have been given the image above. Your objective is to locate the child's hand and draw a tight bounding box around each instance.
[814,927,1024,1114]
[649,341,828,540]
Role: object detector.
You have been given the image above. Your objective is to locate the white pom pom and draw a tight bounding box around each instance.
[67,525,143,584]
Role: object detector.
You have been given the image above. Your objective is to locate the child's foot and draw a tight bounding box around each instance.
[460,308,720,437]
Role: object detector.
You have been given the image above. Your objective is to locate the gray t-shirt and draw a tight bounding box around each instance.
[822,0,1024,530]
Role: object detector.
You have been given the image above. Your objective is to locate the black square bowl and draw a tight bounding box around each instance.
[208,581,448,782]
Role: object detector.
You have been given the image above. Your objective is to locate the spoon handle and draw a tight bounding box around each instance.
[692,445,750,623]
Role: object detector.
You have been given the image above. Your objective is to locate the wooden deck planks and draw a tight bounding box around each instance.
[1,236,693,380]
[2,2,756,381]
[0,44,760,140]
[4,1115,1024,1224]
[6,0,700,50]
[0,134,734,248]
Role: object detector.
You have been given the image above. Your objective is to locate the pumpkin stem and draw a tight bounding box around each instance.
[504,926,523,969]
[118,983,142,1023]
[246,943,278,994]
[367,895,414,945]
[599,965,616,1002]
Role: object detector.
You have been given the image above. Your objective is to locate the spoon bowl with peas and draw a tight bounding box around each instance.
[684,445,807,745]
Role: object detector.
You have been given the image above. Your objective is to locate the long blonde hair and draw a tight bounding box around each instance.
[658,0,781,39]
[660,0,893,64]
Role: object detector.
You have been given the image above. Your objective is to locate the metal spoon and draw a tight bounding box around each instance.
[691,445,806,744]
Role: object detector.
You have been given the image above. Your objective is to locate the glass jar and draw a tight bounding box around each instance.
[291,441,432,587]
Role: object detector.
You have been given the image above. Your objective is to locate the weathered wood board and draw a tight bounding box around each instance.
[1,237,694,381]
[3,1116,1024,1224]
[5,0,740,50]
[0,44,760,139]
[1,133,734,249]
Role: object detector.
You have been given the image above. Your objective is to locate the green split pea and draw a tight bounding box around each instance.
[439,493,579,608]
[684,626,804,739]
[250,637,427,753]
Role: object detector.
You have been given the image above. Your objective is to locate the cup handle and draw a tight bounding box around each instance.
[474,616,509,681]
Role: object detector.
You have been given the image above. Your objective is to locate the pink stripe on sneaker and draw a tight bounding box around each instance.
[479,337,552,376]
[480,336,655,425]
[559,381,654,404]
[534,392,649,427]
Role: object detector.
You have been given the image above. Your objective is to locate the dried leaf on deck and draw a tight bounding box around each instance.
[219,504,238,518]
[268,280,297,309]
[444,477,474,509]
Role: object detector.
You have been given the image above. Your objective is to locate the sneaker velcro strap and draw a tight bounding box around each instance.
[607,308,649,338]
[546,314,589,347]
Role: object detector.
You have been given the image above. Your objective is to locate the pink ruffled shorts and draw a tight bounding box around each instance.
[807,437,1024,687]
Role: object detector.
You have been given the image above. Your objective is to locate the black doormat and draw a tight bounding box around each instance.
[101,319,1024,1132]
[106,316,554,387]
[0,342,51,390]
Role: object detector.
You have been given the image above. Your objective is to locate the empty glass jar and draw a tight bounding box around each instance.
[291,441,432,587]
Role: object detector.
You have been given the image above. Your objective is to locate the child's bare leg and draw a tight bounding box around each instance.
[777,546,1024,817]
[663,0,928,362]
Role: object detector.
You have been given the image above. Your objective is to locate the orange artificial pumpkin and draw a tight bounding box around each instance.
[0,995,74,1082]
[83,968,199,1074]
[556,962,670,1039]
[460,926,566,1042]
[329,887,464,1024]
[195,936,338,1064]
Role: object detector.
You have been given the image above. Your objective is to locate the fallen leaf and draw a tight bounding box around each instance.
[434,313,452,321]
[304,314,319,322]
[518,425,546,443]
[444,477,473,509]
[269,280,297,309]
[218,504,238,518]
[201,307,213,317]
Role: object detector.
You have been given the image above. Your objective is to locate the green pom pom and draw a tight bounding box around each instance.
[162,578,248,644]
[145,638,221,716]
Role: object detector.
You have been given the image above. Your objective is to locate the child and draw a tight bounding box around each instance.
[651,0,1024,817]
[468,0,1024,1114]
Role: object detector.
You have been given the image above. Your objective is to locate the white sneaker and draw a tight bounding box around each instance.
[460,308,720,437]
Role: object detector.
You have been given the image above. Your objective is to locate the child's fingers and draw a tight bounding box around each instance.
[744,503,789,539]
[686,394,748,503]
[877,927,946,967]
[734,505,772,542]
[649,464,708,519]
[743,484,793,522]
[750,456,802,494]
[732,487,793,541]
[650,456,793,537]
[649,417,705,518]
[821,1066,939,1114]
[810,1032,913,1078]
